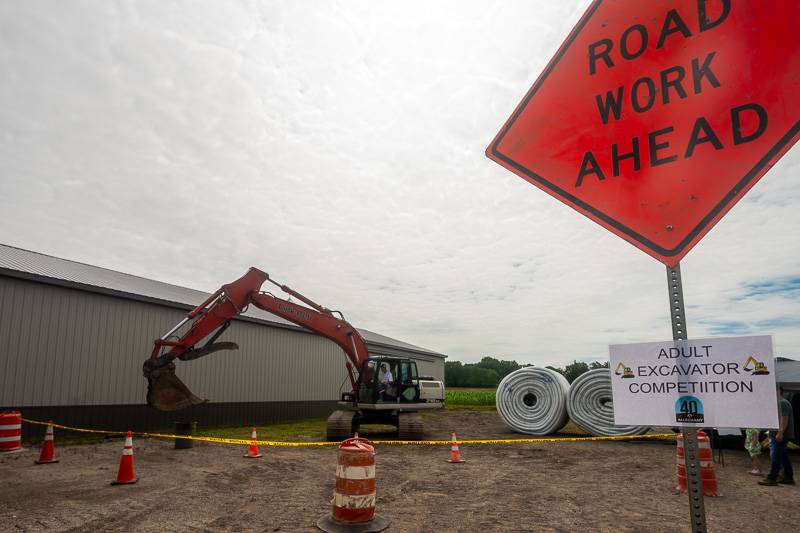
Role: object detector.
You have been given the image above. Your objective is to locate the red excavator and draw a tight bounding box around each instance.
[143,268,444,440]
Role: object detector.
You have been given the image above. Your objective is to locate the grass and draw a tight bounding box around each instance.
[445,387,496,410]
[28,430,111,446]
[32,388,499,446]
[203,418,328,442]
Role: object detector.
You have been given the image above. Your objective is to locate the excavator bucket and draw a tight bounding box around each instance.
[144,342,238,411]
[145,362,207,411]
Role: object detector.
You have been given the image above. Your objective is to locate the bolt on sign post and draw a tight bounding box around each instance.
[486,1,799,532]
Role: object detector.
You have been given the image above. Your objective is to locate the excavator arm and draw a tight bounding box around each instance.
[143,267,369,411]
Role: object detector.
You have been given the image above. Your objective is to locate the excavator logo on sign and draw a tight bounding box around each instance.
[742,356,770,376]
[614,362,635,379]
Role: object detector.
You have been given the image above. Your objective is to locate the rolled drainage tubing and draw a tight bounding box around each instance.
[566,369,650,437]
[496,367,570,435]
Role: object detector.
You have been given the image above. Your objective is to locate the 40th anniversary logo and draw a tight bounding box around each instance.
[609,335,779,428]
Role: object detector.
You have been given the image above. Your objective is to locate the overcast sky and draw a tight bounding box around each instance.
[1,1,798,367]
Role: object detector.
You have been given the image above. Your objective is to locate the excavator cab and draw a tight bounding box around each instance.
[355,357,420,404]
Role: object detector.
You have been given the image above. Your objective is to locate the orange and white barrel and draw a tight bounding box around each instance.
[676,432,686,492]
[332,437,377,525]
[676,430,718,496]
[0,411,22,452]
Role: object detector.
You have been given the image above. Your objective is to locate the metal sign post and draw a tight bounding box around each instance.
[667,264,707,533]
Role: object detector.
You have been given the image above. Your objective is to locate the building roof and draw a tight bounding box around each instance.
[0,243,445,359]
[776,358,800,386]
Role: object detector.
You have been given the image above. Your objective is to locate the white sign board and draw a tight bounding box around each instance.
[609,335,779,428]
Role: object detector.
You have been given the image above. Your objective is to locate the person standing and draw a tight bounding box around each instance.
[759,385,795,486]
[744,428,763,475]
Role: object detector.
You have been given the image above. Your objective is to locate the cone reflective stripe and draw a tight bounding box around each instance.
[447,432,465,463]
[112,431,138,485]
[35,421,58,464]
[244,427,262,458]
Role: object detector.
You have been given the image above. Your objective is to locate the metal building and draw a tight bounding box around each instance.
[0,244,446,435]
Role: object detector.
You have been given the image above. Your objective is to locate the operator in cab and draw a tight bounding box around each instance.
[378,363,394,400]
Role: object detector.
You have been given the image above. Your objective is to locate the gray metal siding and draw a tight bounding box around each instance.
[0,276,349,407]
[0,243,448,363]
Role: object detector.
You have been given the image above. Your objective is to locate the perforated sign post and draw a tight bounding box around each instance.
[486,1,799,532]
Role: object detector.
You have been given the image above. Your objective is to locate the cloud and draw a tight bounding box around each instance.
[1,0,798,367]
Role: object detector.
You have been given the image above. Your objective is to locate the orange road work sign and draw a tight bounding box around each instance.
[487,0,800,266]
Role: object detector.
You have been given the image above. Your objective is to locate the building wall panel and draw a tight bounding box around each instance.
[0,276,443,413]
[0,277,351,407]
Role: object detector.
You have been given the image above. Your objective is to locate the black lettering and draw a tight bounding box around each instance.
[660,66,687,104]
[612,137,641,177]
[727,362,739,374]
[588,39,614,75]
[685,117,722,158]
[620,24,648,60]
[732,103,768,145]
[648,126,677,166]
[576,151,606,187]
[631,77,656,113]
[698,0,731,32]
[742,380,753,393]
[658,348,669,359]
[595,87,624,124]
[657,9,692,49]
[691,52,720,94]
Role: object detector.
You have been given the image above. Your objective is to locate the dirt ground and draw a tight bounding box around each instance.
[1,410,797,532]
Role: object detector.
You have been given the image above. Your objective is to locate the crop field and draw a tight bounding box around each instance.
[445,387,496,407]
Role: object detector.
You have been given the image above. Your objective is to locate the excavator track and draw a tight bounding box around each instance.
[326,410,356,442]
[397,412,424,440]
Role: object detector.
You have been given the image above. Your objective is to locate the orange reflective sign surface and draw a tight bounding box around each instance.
[487,0,800,266]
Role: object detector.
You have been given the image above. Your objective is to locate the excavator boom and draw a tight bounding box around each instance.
[144,268,369,411]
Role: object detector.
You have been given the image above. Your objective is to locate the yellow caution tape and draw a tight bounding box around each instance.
[21,418,677,447]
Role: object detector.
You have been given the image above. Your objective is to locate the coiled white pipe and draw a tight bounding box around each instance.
[496,367,570,435]
[566,369,650,437]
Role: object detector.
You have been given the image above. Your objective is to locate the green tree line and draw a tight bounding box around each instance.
[445,357,608,387]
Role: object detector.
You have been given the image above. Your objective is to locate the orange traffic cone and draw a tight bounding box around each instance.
[35,421,58,464]
[111,431,138,485]
[244,427,262,458]
[447,432,465,463]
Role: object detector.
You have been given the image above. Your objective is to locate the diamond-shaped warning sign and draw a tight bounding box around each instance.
[487,0,800,266]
